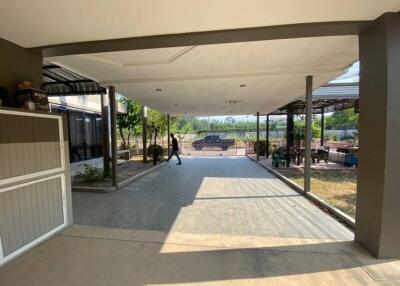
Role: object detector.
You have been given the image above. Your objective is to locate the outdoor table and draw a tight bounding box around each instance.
[295,148,317,165]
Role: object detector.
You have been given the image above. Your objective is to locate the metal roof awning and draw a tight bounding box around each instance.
[269,83,359,115]
[41,62,106,96]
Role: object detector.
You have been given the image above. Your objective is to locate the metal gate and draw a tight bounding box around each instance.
[0,108,71,266]
[178,133,247,156]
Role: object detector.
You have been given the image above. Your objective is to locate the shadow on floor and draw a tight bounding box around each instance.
[46,157,390,285]
[1,230,395,285]
[72,156,351,239]
[1,157,397,285]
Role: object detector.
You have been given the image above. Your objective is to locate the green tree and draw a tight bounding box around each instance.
[293,120,321,139]
[192,118,208,131]
[181,121,194,133]
[326,109,358,130]
[147,108,177,146]
[224,116,236,129]
[116,98,141,150]
[172,117,194,132]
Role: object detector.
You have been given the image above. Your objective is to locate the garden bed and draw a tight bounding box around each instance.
[72,156,164,189]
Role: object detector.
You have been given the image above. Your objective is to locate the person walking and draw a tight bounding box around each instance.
[167,133,182,165]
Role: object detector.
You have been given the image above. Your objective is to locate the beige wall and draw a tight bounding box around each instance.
[0,113,61,179]
[0,38,42,106]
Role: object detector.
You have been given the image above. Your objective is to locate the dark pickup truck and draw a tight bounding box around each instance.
[192,135,235,151]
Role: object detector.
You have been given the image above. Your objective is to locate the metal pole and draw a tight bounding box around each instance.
[320,107,325,147]
[286,105,294,167]
[142,106,148,163]
[266,114,270,158]
[101,93,110,177]
[109,86,117,187]
[256,112,260,161]
[167,114,170,159]
[304,76,313,192]
[153,126,157,166]
[236,140,238,156]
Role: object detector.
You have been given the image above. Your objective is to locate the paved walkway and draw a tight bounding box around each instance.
[73,156,352,240]
[1,156,399,285]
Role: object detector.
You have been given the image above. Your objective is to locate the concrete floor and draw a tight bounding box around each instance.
[72,156,352,240]
[1,156,399,285]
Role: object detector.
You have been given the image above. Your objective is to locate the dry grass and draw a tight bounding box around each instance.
[277,167,357,218]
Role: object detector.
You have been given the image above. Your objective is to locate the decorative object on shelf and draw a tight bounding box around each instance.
[17,81,33,89]
[16,82,49,111]
[0,86,9,106]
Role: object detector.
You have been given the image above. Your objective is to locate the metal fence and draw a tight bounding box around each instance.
[179,139,247,156]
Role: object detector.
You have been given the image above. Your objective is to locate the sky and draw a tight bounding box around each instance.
[330,61,359,83]
[197,61,360,122]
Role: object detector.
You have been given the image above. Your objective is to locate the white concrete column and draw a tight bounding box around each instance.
[304,76,313,193]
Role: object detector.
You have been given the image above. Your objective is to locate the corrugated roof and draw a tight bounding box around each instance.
[313,83,359,100]
[42,62,106,96]
[268,83,359,115]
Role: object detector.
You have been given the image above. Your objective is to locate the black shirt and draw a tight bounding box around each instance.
[172,138,179,151]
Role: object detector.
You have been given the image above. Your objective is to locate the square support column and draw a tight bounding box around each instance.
[108,86,117,187]
[167,114,171,159]
[100,93,110,177]
[286,105,294,167]
[320,107,325,147]
[304,76,313,193]
[356,12,400,259]
[256,112,260,161]
[265,115,270,158]
[142,106,148,163]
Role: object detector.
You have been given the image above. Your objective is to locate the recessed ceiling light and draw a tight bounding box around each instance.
[239,84,246,88]
[225,100,243,104]
[155,88,162,92]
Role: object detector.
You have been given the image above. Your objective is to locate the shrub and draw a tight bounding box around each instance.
[341,134,355,141]
[76,164,103,182]
[253,140,271,156]
[147,144,164,161]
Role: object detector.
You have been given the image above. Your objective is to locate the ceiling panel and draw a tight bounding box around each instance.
[46,36,358,115]
[3,1,395,115]
[0,0,399,47]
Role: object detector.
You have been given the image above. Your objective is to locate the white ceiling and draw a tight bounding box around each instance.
[0,0,400,48]
[48,36,358,116]
[1,0,399,116]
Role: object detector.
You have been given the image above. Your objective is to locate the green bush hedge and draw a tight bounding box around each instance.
[147,144,164,161]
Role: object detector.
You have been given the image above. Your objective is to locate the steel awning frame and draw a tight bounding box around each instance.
[266,83,359,115]
[41,63,106,96]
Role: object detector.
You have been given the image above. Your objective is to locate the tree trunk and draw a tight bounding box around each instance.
[127,130,131,149]
[119,127,127,149]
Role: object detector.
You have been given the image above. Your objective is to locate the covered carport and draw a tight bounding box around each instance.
[1,1,400,284]
[0,156,368,285]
